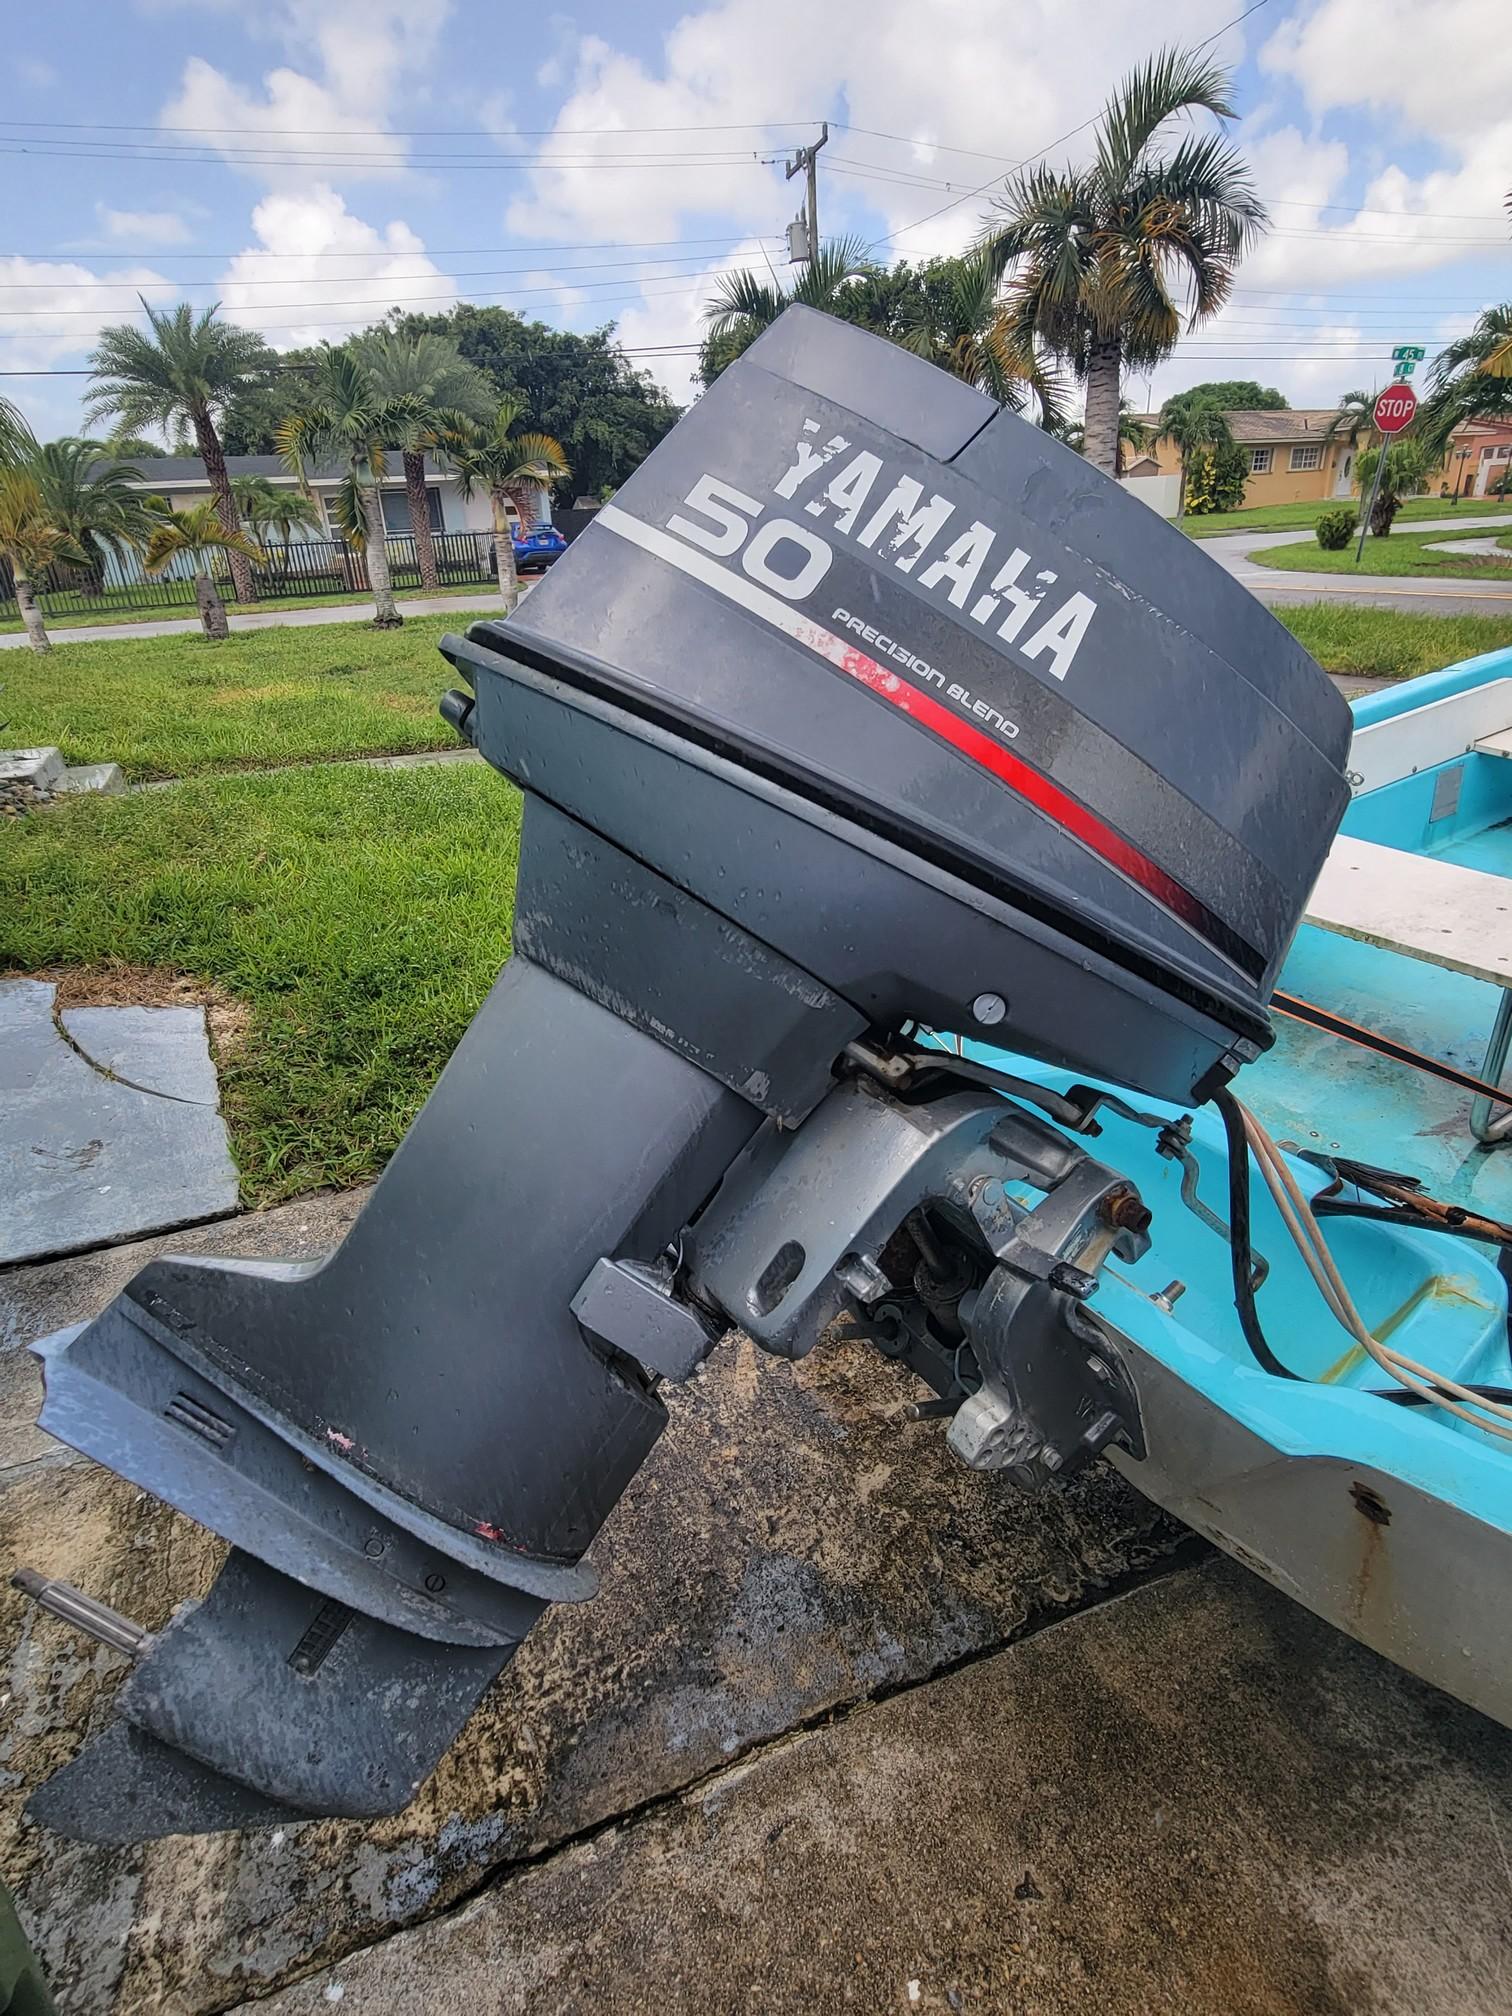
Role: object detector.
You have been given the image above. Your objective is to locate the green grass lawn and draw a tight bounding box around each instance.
[1181,496,1512,540]
[0,764,519,1204]
[0,614,485,780]
[1277,604,1512,681]
[1247,526,1512,579]
[0,578,504,636]
[3,601,1511,1211]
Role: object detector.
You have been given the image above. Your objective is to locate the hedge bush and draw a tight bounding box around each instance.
[1315,507,1356,551]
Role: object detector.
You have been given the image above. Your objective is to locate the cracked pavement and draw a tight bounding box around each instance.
[0,979,238,1266]
[2,1197,1511,2012]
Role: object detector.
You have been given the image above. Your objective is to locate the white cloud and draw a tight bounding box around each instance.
[157,2,455,183]
[503,0,1242,253]
[17,57,57,89]
[1263,0,1511,133]
[98,207,196,246]
[613,238,773,399]
[215,185,454,349]
[0,259,177,438]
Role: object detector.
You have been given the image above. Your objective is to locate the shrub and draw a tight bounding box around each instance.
[1315,507,1356,550]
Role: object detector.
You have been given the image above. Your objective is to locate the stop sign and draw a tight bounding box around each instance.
[1375,383,1418,434]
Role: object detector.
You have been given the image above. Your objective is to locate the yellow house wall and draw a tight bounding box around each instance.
[1147,433,1366,510]
[1235,446,1351,507]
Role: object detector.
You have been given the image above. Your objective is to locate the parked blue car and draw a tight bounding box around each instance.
[513,523,567,572]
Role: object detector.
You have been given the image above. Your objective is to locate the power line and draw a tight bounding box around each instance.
[871,0,1276,250]
[0,248,780,293]
[0,235,780,263]
[0,118,812,138]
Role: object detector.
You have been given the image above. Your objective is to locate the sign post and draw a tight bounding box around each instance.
[1357,380,1419,563]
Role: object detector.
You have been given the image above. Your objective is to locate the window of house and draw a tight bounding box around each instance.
[1289,443,1323,472]
[380,487,444,535]
[1248,447,1273,474]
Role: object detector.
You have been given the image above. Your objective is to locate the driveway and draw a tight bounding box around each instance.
[1201,511,1512,615]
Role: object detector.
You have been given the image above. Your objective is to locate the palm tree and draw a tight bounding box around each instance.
[700,236,874,382]
[0,469,85,653]
[983,48,1267,476]
[347,329,494,592]
[447,397,570,613]
[0,395,37,470]
[1049,399,1152,471]
[896,250,1062,423]
[1325,388,1379,452]
[85,301,275,603]
[1354,438,1431,538]
[230,473,324,585]
[142,502,262,640]
[1420,308,1512,465]
[29,438,158,598]
[1157,392,1231,516]
[277,350,422,628]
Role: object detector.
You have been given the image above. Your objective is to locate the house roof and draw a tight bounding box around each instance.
[1135,408,1345,443]
[101,452,450,486]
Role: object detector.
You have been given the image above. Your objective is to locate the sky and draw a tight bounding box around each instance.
[3,0,1510,442]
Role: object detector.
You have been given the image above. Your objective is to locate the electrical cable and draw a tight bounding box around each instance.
[1234,1096,1512,1445]
[1211,1090,1302,1381]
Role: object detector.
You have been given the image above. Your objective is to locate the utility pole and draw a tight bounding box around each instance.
[785,123,828,262]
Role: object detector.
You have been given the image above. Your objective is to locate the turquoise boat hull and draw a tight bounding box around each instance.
[955,645,1512,1726]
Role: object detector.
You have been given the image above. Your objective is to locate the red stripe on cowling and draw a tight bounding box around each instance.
[800,622,1223,947]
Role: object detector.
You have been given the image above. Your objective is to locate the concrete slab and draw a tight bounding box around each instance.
[0,979,239,1265]
[0,748,64,789]
[0,1189,371,1475]
[0,1294,1188,2010]
[53,762,126,798]
[247,1558,1512,2016]
[61,1003,222,1103]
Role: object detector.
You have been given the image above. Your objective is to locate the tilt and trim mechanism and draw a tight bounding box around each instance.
[24,307,1355,1839]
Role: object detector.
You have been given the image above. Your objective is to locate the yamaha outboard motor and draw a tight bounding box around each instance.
[27,308,1351,1838]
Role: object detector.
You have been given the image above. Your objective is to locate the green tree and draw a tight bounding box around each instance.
[896,250,1061,421]
[1180,379,1286,410]
[1420,308,1512,458]
[1048,397,1151,469]
[983,48,1266,475]
[1183,438,1249,514]
[30,437,158,597]
[219,347,324,455]
[0,395,36,470]
[1326,388,1379,452]
[1355,438,1431,537]
[0,467,83,653]
[700,236,875,383]
[229,473,324,583]
[277,350,423,629]
[446,397,570,613]
[1157,391,1232,516]
[103,430,169,459]
[85,301,276,604]
[385,307,679,500]
[347,328,495,591]
[143,501,263,641]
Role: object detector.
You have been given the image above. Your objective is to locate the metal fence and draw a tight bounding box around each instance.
[0,530,498,625]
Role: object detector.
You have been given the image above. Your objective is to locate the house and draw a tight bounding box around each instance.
[1137,404,1512,515]
[1137,409,1364,508]
[117,452,535,542]
[1440,419,1512,500]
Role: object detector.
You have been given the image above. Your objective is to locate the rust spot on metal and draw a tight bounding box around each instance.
[1351,1482,1391,1526]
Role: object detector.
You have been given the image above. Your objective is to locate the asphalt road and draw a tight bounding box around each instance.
[1200,510,1512,616]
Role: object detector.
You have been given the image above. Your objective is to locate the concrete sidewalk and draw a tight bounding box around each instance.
[1202,511,1512,616]
[5,1200,1512,2012]
[0,589,515,650]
